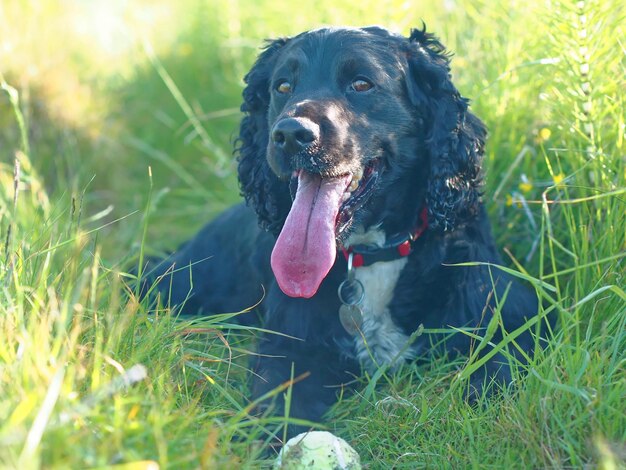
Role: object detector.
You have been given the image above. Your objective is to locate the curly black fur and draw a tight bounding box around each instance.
[406,26,486,230]
[236,38,292,235]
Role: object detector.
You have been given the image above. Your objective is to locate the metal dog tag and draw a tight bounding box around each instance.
[339,303,363,336]
[338,252,365,335]
[337,278,364,306]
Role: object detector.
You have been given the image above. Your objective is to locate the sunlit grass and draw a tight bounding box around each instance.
[0,0,624,467]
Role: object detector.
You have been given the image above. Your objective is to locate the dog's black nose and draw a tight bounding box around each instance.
[271,118,320,156]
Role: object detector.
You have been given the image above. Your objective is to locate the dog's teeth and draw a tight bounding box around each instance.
[342,192,351,202]
[348,179,359,192]
[354,168,364,182]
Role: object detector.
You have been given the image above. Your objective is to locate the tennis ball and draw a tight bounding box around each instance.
[274,431,361,469]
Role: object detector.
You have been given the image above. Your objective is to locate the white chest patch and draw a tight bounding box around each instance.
[351,257,416,371]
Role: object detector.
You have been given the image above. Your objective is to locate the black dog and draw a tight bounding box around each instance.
[145,26,539,436]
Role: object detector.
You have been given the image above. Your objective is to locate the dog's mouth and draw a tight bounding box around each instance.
[336,161,380,235]
[271,160,380,298]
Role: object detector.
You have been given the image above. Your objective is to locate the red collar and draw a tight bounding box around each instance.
[341,207,428,268]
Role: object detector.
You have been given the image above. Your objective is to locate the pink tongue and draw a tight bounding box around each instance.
[271,172,351,298]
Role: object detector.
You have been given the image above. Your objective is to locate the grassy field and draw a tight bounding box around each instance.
[1,0,625,468]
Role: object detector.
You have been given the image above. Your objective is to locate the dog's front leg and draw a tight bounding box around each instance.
[250,285,359,439]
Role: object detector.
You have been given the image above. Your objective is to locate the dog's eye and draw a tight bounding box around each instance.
[276,80,292,94]
[351,78,374,92]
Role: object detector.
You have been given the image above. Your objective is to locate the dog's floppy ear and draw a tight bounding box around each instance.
[405,26,486,231]
[237,38,292,235]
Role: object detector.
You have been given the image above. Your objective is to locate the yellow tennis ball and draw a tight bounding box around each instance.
[274,431,361,469]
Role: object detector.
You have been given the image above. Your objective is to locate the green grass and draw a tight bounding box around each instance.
[1,0,625,468]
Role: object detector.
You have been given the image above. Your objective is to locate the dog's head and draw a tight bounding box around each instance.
[237,26,486,298]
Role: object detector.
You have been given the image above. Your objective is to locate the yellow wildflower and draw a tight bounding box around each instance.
[534,127,552,144]
[519,181,533,193]
[553,173,565,186]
